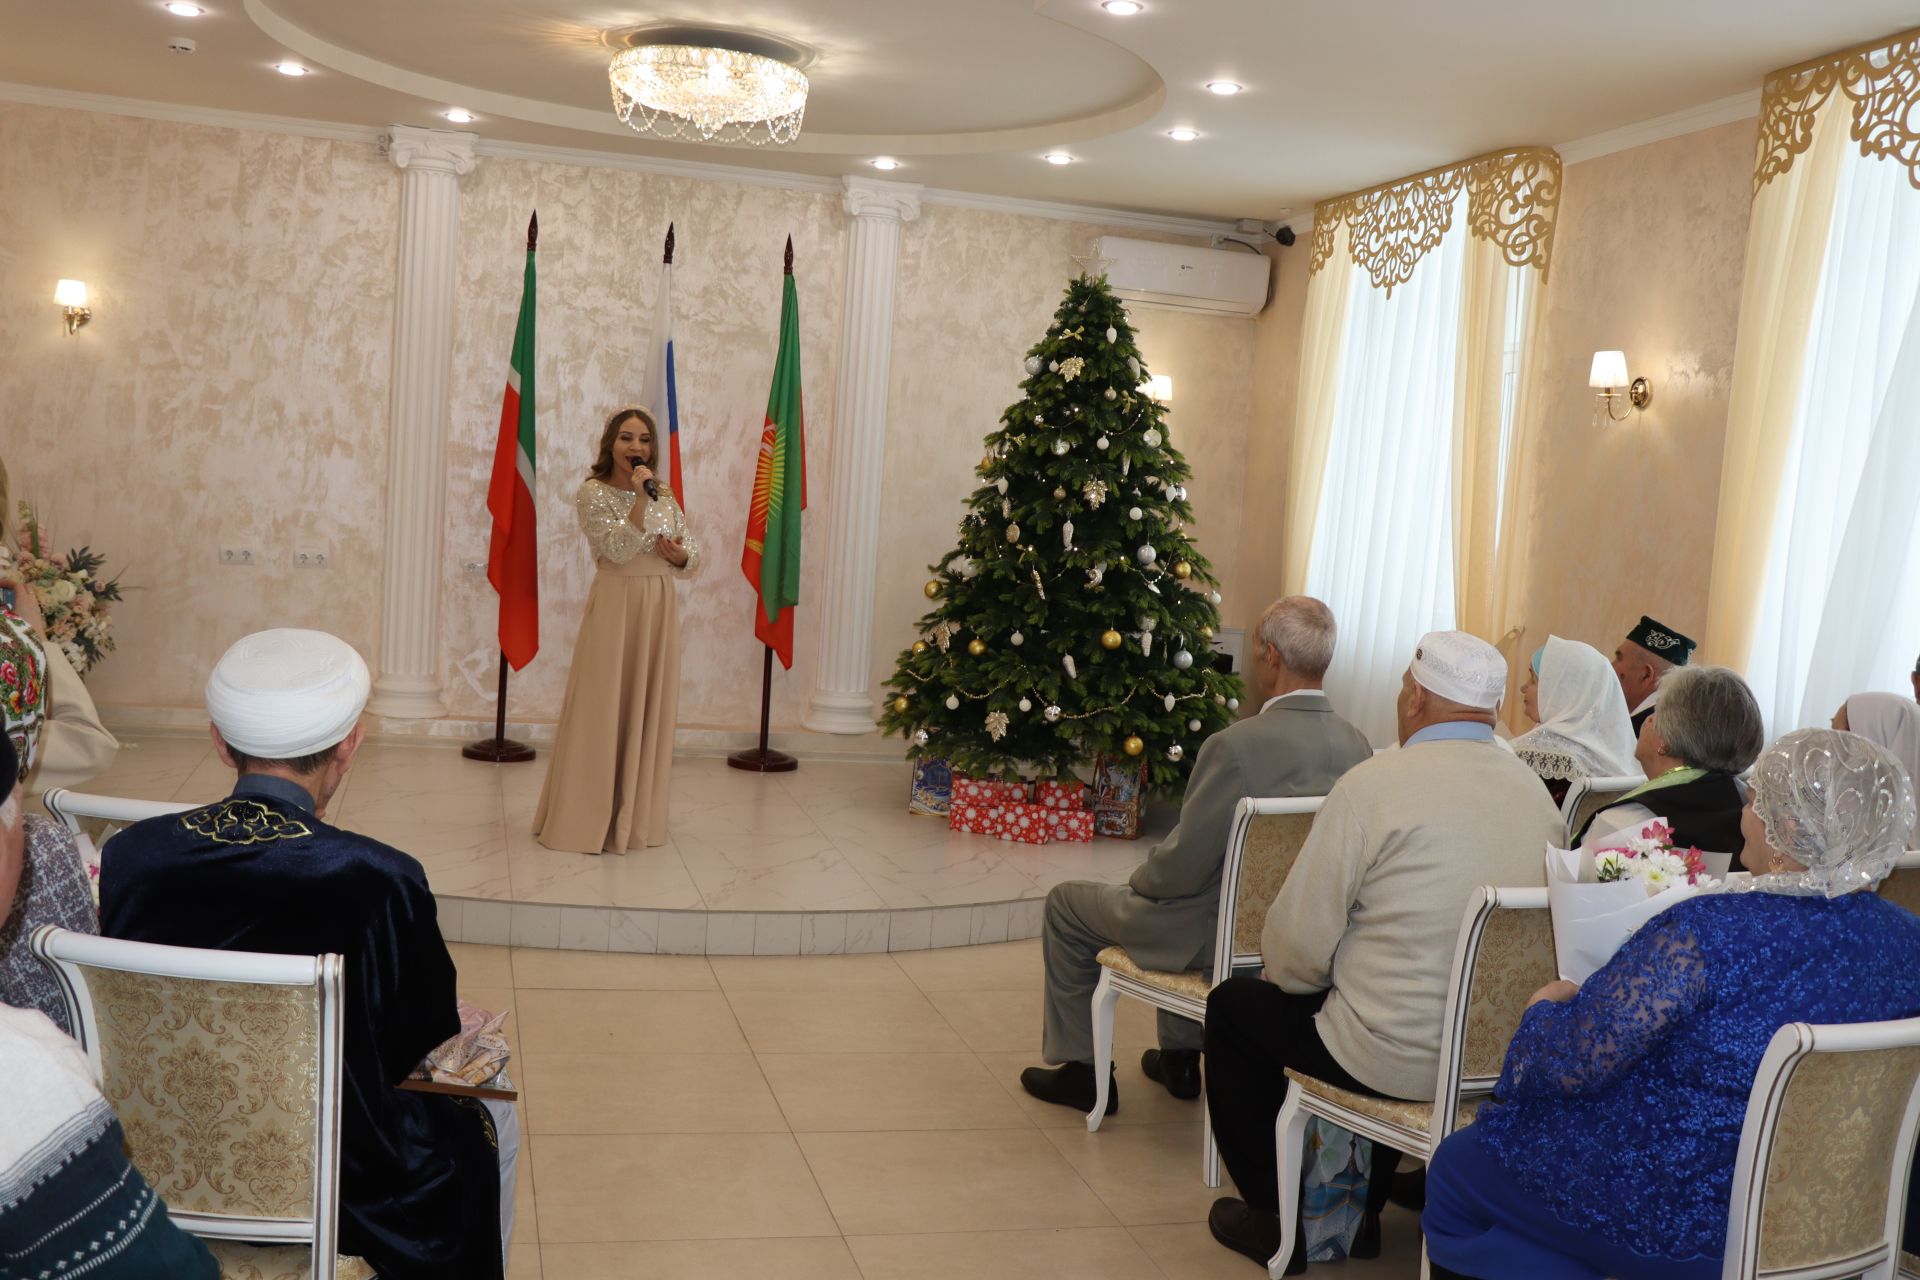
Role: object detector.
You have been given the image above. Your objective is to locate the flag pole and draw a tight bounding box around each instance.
[465,651,534,762]
[727,646,796,773]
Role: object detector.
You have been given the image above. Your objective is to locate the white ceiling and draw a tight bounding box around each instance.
[2,0,1913,222]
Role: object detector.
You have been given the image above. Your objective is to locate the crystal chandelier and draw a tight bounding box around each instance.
[609,44,808,146]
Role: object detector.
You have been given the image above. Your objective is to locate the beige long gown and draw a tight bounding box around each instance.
[533,478,700,854]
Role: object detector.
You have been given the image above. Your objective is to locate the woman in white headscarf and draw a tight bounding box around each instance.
[1835,691,1920,798]
[1420,728,1920,1280]
[1511,635,1642,805]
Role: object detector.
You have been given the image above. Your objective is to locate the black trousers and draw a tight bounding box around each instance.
[1203,976,1401,1216]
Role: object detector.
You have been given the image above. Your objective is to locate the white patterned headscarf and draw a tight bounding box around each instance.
[1745,728,1917,897]
[1511,635,1642,783]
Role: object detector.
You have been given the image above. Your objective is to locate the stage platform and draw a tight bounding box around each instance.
[67,733,1166,956]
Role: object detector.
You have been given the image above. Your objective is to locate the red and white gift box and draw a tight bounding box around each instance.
[947,802,1006,836]
[952,774,1031,807]
[1050,808,1095,842]
[1034,779,1087,810]
[996,801,1054,845]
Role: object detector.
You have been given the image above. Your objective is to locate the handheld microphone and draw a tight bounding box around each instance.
[642,476,659,502]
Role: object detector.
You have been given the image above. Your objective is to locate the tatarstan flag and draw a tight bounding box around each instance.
[486,212,539,670]
[741,236,806,668]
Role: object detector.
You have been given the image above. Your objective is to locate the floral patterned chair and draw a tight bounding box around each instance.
[1087,795,1327,1188]
[1722,1015,1920,1280]
[29,925,369,1280]
[1268,884,1555,1279]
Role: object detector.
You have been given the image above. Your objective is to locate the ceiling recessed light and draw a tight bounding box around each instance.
[163,2,205,15]
[444,108,475,124]
[1101,0,1144,14]
[869,157,901,170]
[273,61,310,76]
[1043,152,1074,166]
[1166,128,1199,141]
[1205,80,1243,96]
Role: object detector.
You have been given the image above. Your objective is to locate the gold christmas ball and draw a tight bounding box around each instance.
[981,454,993,471]
[1172,560,1193,580]
[1099,629,1124,650]
[923,579,941,599]
[1199,625,1214,640]
[1122,735,1145,757]
[967,638,987,656]
[911,641,928,655]
[892,696,910,713]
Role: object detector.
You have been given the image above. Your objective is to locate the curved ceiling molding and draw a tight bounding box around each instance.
[243,0,1164,156]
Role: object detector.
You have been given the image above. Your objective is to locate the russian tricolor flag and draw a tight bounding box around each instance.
[645,222,685,505]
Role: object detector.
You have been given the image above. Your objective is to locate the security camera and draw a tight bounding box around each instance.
[166,35,197,54]
[1276,225,1296,247]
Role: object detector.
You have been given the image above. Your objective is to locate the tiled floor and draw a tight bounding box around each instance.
[73,734,1158,914]
[462,937,1425,1280]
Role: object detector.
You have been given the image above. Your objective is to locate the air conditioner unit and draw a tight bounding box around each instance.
[1094,235,1271,318]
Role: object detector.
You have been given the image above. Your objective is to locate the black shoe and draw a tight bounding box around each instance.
[1140,1048,1203,1100]
[1207,1197,1299,1274]
[1348,1207,1381,1258]
[1019,1061,1116,1114]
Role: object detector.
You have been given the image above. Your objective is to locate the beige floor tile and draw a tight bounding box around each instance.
[893,940,1044,992]
[726,990,967,1054]
[511,948,716,990]
[846,1227,1165,1280]
[531,1133,838,1241]
[1127,1210,1426,1279]
[537,1238,862,1280]
[796,1130,1115,1235]
[519,1052,787,1133]
[1042,1124,1219,1225]
[924,989,1161,1055]
[449,942,515,987]
[976,1051,1206,1129]
[506,1242,541,1280]
[515,989,747,1054]
[758,1053,1032,1132]
[709,953,913,992]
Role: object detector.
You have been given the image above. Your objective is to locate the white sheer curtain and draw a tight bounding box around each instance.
[1742,140,1920,733]
[1306,194,1469,744]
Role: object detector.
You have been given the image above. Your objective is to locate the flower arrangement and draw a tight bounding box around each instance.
[1591,820,1717,891]
[11,501,124,676]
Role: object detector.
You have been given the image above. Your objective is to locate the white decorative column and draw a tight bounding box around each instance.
[805,177,922,734]
[369,126,476,718]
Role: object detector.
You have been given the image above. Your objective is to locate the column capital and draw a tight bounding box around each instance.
[383,125,478,178]
[842,176,923,223]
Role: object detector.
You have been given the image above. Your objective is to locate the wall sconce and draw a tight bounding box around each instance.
[1139,374,1174,403]
[1589,349,1649,422]
[55,279,91,336]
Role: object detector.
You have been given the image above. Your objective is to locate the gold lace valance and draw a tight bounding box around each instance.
[1757,25,1920,192]
[1310,147,1563,294]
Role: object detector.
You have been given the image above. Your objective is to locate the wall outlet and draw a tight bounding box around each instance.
[219,547,256,566]
[294,550,330,569]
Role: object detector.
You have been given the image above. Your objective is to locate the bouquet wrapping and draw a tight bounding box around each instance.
[1546,820,1721,983]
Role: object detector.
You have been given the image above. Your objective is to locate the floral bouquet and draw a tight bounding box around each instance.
[1546,821,1721,983]
[10,501,123,676]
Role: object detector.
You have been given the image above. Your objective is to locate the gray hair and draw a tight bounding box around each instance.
[1256,596,1337,681]
[1655,665,1766,774]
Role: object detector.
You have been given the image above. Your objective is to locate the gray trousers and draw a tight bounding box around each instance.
[1041,879,1212,1064]
[483,1090,521,1266]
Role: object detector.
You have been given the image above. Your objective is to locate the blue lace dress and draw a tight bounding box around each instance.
[1425,892,1920,1280]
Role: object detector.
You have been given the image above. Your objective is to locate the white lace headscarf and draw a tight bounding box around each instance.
[1744,728,1917,897]
[1511,635,1642,783]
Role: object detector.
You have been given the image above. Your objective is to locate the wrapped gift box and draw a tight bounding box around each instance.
[947,801,1006,836]
[954,773,1031,806]
[1052,809,1095,842]
[907,757,955,817]
[1091,754,1149,840]
[1034,779,1087,810]
[996,801,1054,845]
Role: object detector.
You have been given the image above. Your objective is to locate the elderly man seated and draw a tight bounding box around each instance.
[1611,615,1696,736]
[1020,597,1373,1113]
[1202,631,1562,1272]
[100,630,517,1280]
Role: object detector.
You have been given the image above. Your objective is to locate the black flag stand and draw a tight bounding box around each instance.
[464,653,536,762]
[726,646,797,773]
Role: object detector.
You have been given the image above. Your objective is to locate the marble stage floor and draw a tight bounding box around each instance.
[66,734,1168,956]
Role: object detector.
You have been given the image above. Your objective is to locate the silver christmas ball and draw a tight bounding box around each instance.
[945,694,960,710]
[1105,326,1118,343]
[1210,590,1222,605]
[1096,435,1110,450]
[1189,718,1202,731]
[1128,506,1144,521]
[1054,486,1066,499]
[1136,544,1158,565]
[1025,354,1044,375]
[1018,697,1032,712]
[1010,630,1024,646]
[1049,360,1059,372]
[1044,704,1062,722]
[1173,649,1194,669]
[1104,388,1117,401]
[996,477,1008,494]
[1228,697,1240,711]
[1216,694,1228,705]
[913,729,929,746]
[1128,356,1140,376]
[1143,429,1163,448]
[1053,440,1071,456]
[1006,523,1021,542]
[1163,693,1176,711]
[1167,743,1184,762]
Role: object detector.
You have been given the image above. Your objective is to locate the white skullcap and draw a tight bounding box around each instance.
[1411,631,1507,709]
[206,629,370,758]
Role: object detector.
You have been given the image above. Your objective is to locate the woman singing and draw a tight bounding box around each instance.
[534,408,700,854]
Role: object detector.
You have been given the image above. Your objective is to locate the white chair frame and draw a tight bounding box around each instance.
[30,926,349,1279]
[1723,1016,1920,1280]
[1268,885,1551,1279]
[1560,773,1647,846]
[1086,795,1326,1189]
[41,786,198,858]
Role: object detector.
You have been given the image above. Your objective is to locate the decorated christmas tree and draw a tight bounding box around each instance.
[878,273,1244,792]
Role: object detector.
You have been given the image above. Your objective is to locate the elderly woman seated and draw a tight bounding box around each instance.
[1421,728,1920,1280]
[1512,636,1642,807]
[1573,664,1764,856]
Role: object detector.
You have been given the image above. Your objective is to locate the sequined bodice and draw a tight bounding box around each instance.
[575,479,701,572]
[1475,891,1920,1261]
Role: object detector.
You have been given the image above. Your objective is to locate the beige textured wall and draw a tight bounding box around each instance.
[0,102,1258,732]
[1516,119,1755,660]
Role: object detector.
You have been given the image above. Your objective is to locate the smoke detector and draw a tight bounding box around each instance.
[166,35,197,54]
